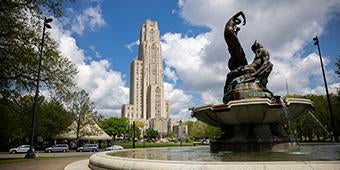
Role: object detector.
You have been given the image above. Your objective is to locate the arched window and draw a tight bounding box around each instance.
[155,87,161,118]
[150,45,157,84]
[150,29,155,41]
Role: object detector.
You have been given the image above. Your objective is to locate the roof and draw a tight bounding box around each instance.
[56,120,111,140]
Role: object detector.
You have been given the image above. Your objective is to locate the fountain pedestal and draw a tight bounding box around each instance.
[192,97,313,152]
[210,124,293,152]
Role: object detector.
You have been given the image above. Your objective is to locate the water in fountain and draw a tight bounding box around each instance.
[307,111,332,138]
[109,145,340,161]
[279,97,295,142]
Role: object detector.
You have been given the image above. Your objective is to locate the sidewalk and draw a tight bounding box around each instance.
[0,156,89,170]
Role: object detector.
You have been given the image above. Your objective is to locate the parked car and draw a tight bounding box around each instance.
[9,145,31,154]
[45,144,69,153]
[77,144,98,152]
[105,145,124,151]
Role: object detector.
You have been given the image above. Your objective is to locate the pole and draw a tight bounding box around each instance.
[25,18,46,158]
[179,120,182,146]
[132,121,136,148]
[313,36,338,142]
[25,17,52,158]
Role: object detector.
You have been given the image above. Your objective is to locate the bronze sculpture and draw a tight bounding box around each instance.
[191,11,314,152]
[224,11,247,71]
[223,11,273,103]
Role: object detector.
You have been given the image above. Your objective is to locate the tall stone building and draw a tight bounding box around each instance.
[122,20,171,134]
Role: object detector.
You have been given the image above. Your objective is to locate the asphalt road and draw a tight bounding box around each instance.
[0,151,95,170]
[0,156,90,170]
[0,151,94,159]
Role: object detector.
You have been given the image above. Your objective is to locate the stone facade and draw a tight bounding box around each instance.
[172,123,188,140]
[122,20,170,134]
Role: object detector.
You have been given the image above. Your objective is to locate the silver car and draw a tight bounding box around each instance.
[45,144,69,153]
[77,144,98,152]
[9,145,31,154]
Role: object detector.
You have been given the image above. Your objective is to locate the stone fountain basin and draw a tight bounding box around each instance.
[192,98,313,127]
[88,147,340,170]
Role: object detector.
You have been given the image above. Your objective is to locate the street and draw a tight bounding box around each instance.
[0,150,94,159]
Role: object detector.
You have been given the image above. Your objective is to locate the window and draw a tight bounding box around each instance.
[150,29,155,41]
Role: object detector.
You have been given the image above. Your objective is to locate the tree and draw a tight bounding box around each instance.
[0,95,72,150]
[0,0,77,105]
[126,123,141,140]
[100,117,129,140]
[0,0,78,150]
[134,120,145,129]
[66,90,98,143]
[145,128,159,141]
[204,124,221,139]
[37,99,73,140]
[185,121,221,140]
[288,94,340,141]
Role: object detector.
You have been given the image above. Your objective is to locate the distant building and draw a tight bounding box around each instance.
[122,19,171,134]
[172,122,188,140]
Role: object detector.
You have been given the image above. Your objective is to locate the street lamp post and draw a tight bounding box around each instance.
[313,36,338,142]
[179,120,183,146]
[25,17,53,158]
[132,121,136,148]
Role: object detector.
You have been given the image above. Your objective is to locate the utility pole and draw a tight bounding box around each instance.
[132,121,136,148]
[26,17,53,158]
[313,36,338,142]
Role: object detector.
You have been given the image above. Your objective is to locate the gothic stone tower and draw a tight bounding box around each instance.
[122,20,170,134]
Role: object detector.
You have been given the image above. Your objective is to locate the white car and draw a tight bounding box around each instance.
[9,145,31,154]
[105,145,124,151]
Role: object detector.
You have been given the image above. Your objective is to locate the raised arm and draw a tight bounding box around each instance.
[233,11,246,25]
[224,11,246,39]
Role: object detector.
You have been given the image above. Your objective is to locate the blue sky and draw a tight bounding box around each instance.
[48,0,340,120]
[70,0,209,75]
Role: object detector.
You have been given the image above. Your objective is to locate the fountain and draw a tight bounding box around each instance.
[192,11,314,152]
[86,12,340,170]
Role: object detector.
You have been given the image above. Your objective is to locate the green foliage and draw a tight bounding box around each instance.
[126,123,142,140]
[100,117,129,140]
[289,94,340,141]
[37,99,73,139]
[164,131,175,138]
[184,121,220,139]
[134,120,145,128]
[0,0,78,104]
[66,90,98,140]
[145,128,159,140]
[0,95,73,148]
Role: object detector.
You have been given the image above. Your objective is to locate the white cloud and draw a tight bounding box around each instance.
[48,11,128,117]
[164,82,193,121]
[89,45,102,59]
[162,33,226,92]
[160,0,340,105]
[164,67,178,84]
[125,40,140,52]
[76,60,129,117]
[71,5,106,35]
[201,90,220,104]
[49,19,85,65]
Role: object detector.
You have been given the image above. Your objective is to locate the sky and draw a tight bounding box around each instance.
[47,0,340,121]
